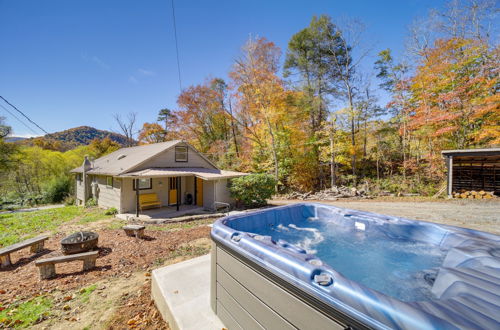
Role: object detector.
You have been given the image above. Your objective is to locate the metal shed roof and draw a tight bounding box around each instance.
[442,148,500,157]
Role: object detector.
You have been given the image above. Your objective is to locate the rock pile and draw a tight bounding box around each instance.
[282,186,370,201]
[453,190,496,199]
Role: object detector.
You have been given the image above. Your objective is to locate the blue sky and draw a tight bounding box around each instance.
[0,0,443,137]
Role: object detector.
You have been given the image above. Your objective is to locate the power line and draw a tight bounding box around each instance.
[0,103,40,135]
[0,95,48,134]
[171,0,182,91]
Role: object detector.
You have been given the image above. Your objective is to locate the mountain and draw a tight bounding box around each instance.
[44,126,129,145]
[4,136,27,142]
[18,126,129,151]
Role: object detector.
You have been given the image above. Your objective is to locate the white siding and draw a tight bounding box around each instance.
[215,179,234,205]
[94,175,121,210]
[203,180,215,209]
[133,142,217,171]
[75,176,85,205]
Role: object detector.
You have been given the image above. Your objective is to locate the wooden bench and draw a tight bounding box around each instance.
[139,193,161,210]
[35,251,98,279]
[123,224,146,238]
[0,235,49,268]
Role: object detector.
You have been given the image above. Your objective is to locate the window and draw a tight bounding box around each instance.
[77,173,82,184]
[133,178,152,190]
[106,176,113,188]
[175,146,188,162]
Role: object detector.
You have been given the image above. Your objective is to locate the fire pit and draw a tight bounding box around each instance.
[61,231,99,255]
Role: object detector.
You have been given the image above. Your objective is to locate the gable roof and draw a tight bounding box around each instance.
[70,140,218,176]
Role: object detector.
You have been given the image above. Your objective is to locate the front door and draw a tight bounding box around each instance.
[196,178,203,206]
[169,177,177,205]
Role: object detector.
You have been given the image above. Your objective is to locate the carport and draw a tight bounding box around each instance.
[442,148,500,197]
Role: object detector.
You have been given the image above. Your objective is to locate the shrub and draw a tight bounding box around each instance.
[43,176,71,204]
[230,173,276,207]
[64,196,75,206]
[104,207,118,215]
[85,198,97,207]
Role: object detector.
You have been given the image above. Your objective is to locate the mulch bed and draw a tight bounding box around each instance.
[108,278,169,330]
[0,226,211,305]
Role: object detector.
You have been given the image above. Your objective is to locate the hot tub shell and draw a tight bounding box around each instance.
[210,203,500,330]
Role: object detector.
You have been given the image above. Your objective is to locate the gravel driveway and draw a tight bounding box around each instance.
[272,199,500,235]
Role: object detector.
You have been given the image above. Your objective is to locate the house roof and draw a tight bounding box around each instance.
[118,167,248,181]
[70,140,202,176]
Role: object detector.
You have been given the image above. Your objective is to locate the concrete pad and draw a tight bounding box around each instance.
[151,254,225,330]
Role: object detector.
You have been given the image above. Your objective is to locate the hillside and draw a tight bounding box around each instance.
[44,126,128,145]
[19,126,129,151]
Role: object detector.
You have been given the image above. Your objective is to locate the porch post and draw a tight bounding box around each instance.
[135,178,139,217]
[176,177,180,211]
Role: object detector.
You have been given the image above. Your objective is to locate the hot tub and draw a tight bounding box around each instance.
[210,203,500,329]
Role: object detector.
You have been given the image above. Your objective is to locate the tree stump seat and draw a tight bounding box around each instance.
[123,225,146,238]
[35,251,98,279]
[0,235,49,268]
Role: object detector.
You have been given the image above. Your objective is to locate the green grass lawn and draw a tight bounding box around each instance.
[0,296,52,328]
[0,206,111,247]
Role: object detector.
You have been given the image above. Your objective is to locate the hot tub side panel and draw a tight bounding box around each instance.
[211,242,347,330]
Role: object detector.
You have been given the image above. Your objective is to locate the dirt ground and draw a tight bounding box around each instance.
[272,198,500,234]
[0,219,212,329]
[1,198,498,329]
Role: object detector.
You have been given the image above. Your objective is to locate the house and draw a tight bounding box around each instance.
[70,140,247,215]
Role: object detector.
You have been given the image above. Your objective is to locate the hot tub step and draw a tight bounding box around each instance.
[432,267,500,299]
[450,296,500,323]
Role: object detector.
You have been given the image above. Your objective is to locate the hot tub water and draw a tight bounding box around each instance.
[258,216,446,302]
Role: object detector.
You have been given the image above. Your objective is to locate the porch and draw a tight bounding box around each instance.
[118,167,246,217]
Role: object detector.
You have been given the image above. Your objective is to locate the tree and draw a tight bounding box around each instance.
[157,108,173,138]
[375,49,412,180]
[324,18,370,184]
[0,117,17,176]
[175,78,232,154]
[409,38,499,149]
[138,123,167,144]
[230,37,287,191]
[89,137,121,157]
[284,15,341,187]
[113,112,137,147]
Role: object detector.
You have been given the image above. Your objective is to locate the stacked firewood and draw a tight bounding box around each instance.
[281,186,370,201]
[453,190,496,199]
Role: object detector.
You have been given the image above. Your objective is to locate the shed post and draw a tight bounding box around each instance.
[135,178,139,217]
[446,156,453,197]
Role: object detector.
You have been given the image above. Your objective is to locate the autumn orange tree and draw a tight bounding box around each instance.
[229,37,312,190]
[138,123,167,145]
[409,38,499,149]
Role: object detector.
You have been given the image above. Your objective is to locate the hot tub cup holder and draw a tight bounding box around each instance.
[308,258,323,266]
[230,232,242,242]
[314,273,334,286]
